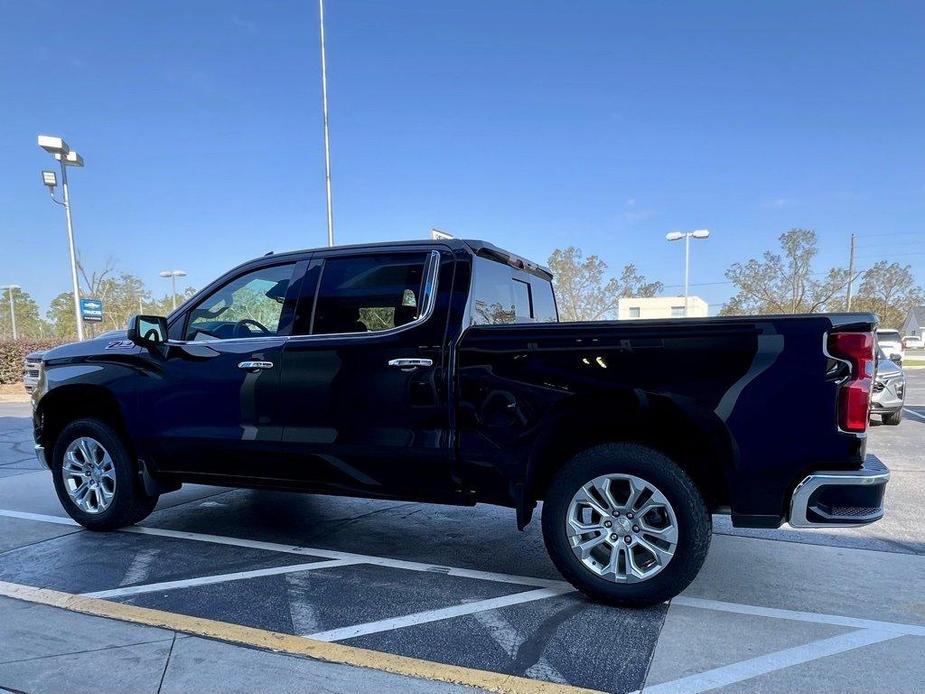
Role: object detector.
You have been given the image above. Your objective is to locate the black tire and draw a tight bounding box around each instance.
[541,442,711,607]
[51,418,158,531]
[882,409,903,425]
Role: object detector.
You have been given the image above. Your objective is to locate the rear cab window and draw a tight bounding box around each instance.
[468,256,558,326]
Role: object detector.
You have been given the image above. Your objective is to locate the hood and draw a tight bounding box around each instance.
[43,329,133,361]
[875,356,903,380]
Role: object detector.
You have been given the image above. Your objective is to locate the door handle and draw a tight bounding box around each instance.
[238,360,274,371]
[387,358,433,368]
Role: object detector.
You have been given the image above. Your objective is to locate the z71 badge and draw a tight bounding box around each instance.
[105,339,135,350]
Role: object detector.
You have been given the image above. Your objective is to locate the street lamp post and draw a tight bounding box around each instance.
[665,229,710,317]
[1,285,19,340]
[319,0,334,246]
[159,270,187,312]
[38,135,85,341]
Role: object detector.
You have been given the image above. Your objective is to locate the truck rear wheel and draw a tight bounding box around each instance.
[51,418,158,531]
[541,443,711,606]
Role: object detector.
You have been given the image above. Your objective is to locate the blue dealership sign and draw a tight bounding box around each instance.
[80,298,103,322]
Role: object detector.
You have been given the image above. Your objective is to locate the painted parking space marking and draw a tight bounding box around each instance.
[118,547,160,587]
[0,580,604,694]
[673,596,925,637]
[902,406,925,422]
[637,628,903,694]
[3,507,925,693]
[0,509,80,526]
[472,608,568,684]
[86,558,362,599]
[123,524,570,589]
[307,586,574,642]
[3,508,925,639]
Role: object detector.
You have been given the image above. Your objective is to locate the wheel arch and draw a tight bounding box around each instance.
[520,390,736,528]
[36,384,132,458]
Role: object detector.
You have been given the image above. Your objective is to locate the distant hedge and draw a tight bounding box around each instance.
[0,340,60,384]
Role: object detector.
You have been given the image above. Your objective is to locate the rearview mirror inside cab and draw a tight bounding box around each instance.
[127,315,168,346]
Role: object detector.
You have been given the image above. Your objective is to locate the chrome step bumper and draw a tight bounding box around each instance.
[789,455,889,528]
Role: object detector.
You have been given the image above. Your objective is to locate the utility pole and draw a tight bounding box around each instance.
[1,285,19,340]
[846,234,856,311]
[319,0,335,247]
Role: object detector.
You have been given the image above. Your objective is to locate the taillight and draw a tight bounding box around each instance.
[828,332,874,433]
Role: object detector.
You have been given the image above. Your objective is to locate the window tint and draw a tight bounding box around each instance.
[530,277,558,323]
[470,257,557,325]
[185,264,294,340]
[311,253,427,335]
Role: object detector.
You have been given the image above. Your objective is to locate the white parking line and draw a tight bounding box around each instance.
[4,508,925,640]
[473,608,568,683]
[121,524,571,590]
[903,407,925,422]
[0,509,566,588]
[0,509,80,525]
[85,558,360,599]
[638,628,902,694]
[673,596,925,637]
[306,586,574,642]
[118,547,160,587]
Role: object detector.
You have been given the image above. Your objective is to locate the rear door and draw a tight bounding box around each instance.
[277,247,457,498]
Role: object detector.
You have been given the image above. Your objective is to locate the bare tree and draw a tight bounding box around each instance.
[721,229,851,315]
[548,247,662,321]
[848,261,924,329]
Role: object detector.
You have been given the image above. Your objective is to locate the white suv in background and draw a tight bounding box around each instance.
[876,329,904,364]
[902,335,924,350]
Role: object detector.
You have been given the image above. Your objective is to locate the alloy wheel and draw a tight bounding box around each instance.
[61,436,117,514]
[565,473,679,583]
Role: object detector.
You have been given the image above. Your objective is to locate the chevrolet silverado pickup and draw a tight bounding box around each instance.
[31,239,889,605]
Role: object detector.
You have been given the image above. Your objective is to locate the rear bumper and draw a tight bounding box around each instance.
[788,455,889,528]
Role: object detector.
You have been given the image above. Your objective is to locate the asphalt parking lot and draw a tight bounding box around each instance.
[0,373,923,694]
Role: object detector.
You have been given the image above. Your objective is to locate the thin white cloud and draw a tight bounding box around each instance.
[762,197,797,209]
[231,15,257,32]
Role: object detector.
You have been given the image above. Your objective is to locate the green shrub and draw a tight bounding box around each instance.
[0,339,60,384]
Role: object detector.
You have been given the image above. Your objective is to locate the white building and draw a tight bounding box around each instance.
[616,296,709,320]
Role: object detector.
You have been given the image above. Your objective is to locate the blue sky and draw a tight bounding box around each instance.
[1,0,924,314]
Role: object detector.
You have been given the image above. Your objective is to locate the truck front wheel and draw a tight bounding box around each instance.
[541,443,711,606]
[51,418,158,531]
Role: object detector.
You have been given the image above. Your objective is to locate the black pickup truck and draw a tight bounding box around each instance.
[31,239,888,605]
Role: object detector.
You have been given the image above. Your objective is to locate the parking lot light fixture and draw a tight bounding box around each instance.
[55,150,84,167]
[666,229,711,317]
[159,270,188,311]
[38,135,69,156]
[1,285,20,340]
[37,134,84,341]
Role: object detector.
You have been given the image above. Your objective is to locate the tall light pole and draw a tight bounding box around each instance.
[1,285,19,340]
[666,229,710,317]
[319,0,335,246]
[159,270,187,311]
[38,135,85,341]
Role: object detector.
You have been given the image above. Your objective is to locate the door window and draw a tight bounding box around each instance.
[469,257,545,325]
[185,264,295,340]
[309,253,429,335]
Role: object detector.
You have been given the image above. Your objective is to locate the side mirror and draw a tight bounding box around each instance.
[127,315,169,346]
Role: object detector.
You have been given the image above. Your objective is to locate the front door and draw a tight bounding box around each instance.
[278,248,456,499]
[137,260,302,480]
